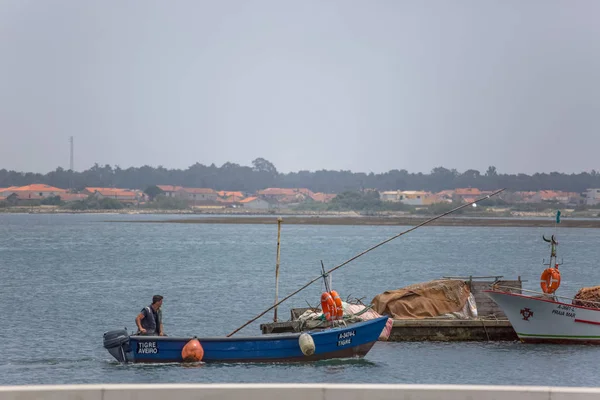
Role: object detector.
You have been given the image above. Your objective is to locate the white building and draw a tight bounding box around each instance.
[239,197,271,210]
[583,188,600,206]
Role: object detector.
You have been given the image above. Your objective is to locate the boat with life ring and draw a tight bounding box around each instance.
[485,211,600,344]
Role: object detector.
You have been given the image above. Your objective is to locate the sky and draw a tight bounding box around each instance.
[1,0,599,176]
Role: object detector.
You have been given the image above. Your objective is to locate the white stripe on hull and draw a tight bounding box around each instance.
[485,291,600,343]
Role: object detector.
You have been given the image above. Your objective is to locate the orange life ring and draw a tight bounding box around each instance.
[321,292,336,321]
[329,290,344,320]
[540,268,561,294]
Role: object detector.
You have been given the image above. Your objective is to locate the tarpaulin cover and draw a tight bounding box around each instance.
[371,279,474,319]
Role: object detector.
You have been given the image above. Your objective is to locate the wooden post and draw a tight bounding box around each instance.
[274,217,283,322]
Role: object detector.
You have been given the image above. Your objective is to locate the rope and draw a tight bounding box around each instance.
[481,319,490,341]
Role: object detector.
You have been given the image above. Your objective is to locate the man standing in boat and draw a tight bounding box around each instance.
[135,295,165,336]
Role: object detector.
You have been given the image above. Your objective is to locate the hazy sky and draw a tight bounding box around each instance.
[1,1,599,175]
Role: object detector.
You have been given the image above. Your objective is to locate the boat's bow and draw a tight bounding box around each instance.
[485,289,600,344]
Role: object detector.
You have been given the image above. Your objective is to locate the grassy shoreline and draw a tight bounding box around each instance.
[3,206,600,227]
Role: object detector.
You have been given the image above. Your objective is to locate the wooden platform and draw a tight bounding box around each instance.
[259,277,521,342]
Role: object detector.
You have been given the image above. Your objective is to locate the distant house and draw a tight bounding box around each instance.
[380,191,402,202]
[583,188,600,206]
[454,188,482,200]
[310,192,337,203]
[257,188,313,204]
[176,188,218,203]
[59,193,89,202]
[435,190,455,202]
[217,191,246,203]
[398,191,435,206]
[0,184,68,200]
[380,190,440,205]
[0,186,19,196]
[239,197,271,210]
[83,187,141,203]
[515,190,582,205]
[156,185,183,198]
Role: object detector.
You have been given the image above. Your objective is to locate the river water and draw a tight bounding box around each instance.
[1,213,599,386]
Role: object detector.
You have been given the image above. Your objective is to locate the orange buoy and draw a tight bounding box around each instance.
[540,268,561,294]
[330,290,344,320]
[321,292,335,321]
[181,338,204,362]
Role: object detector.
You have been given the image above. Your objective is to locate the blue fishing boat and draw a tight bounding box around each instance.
[103,316,388,363]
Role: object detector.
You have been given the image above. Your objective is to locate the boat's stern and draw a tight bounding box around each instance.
[103,329,132,363]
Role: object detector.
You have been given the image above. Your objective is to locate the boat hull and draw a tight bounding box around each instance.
[104,316,388,363]
[485,290,600,344]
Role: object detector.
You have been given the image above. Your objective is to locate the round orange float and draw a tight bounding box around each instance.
[181,338,204,362]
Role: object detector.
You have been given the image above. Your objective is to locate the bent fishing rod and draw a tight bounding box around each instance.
[227,188,506,337]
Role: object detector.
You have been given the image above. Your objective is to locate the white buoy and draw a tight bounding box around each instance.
[299,333,315,356]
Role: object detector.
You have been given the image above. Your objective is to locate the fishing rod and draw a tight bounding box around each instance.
[226,188,506,337]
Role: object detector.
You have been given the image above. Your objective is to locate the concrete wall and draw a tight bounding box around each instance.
[1,383,600,400]
[389,319,517,342]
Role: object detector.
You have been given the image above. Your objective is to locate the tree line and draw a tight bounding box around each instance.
[1,158,599,194]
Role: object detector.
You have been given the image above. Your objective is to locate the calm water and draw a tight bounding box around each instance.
[1,213,600,386]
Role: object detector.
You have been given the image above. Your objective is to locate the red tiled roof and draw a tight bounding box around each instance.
[10,184,67,192]
[218,191,244,198]
[157,185,183,192]
[296,188,315,196]
[85,187,137,198]
[240,196,260,203]
[258,188,301,196]
[311,193,337,202]
[217,196,245,203]
[277,194,304,203]
[181,187,216,194]
[455,188,481,196]
[60,193,89,201]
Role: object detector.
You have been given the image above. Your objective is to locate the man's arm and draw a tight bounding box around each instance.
[135,311,146,333]
[158,310,165,336]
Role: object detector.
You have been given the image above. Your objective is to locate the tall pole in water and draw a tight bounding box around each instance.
[274,217,283,322]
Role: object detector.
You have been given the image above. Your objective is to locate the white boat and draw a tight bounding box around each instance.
[485,214,600,344]
[484,289,600,344]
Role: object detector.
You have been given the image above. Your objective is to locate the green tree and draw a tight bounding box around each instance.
[144,185,164,201]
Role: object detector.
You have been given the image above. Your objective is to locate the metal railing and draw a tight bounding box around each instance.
[492,284,600,308]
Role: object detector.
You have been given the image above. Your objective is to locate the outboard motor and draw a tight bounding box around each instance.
[103,329,131,363]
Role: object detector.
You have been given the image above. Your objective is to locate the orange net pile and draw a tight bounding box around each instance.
[572,286,600,309]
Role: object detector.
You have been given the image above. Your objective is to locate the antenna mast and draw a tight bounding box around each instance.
[69,136,74,171]
[69,136,74,191]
